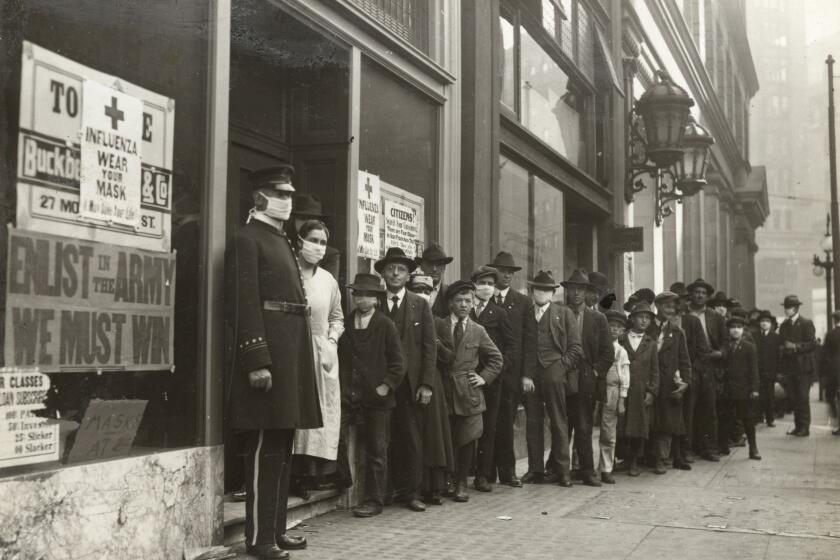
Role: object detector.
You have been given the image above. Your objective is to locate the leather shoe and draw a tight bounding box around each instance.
[600,472,616,484]
[557,476,572,488]
[422,492,443,506]
[653,462,667,475]
[628,464,641,477]
[245,544,289,559]
[683,451,695,464]
[833,428,840,436]
[795,430,809,437]
[406,498,426,512]
[718,447,730,456]
[473,476,492,492]
[786,428,801,436]
[570,469,583,481]
[673,461,692,471]
[277,534,307,550]
[499,470,523,487]
[749,450,762,460]
[731,436,746,447]
[581,472,602,487]
[766,421,776,427]
[521,472,544,484]
[352,503,383,518]
[453,484,469,502]
[700,453,720,462]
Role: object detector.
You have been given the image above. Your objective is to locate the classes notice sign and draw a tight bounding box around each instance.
[4,228,176,373]
[0,369,59,468]
[16,41,174,252]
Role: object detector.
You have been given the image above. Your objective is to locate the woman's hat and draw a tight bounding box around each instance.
[374,247,418,274]
[471,266,499,283]
[632,288,656,305]
[629,302,655,319]
[416,242,453,265]
[445,279,476,301]
[561,269,593,290]
[528,270,559,289]
[348,272,384,293]
[709,291,733,308]
[757,309,775,322]
[726,315,746,328]
[487,251,522,271]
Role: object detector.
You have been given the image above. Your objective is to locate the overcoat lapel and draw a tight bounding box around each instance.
[659,323,676,353]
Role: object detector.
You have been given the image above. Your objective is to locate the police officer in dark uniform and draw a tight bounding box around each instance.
[226,165,322,559]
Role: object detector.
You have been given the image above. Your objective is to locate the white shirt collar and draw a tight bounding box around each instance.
[499,287,510,299]
[789,312,800,324]
[387,287,406,305]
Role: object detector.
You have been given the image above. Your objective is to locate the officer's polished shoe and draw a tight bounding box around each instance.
[473,476,492,492]
[442,480,456,497]
[580,472,602,487]
[520,472,545,484]
[406,498,427,512]
[718,447,731,456]
[277,534,307,550]
[453,484,470,502]
[245,544,289,559]
[731,436,747,448]
[352,503,383,518]
[600,472,616,484]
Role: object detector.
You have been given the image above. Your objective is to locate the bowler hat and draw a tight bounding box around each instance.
[528,270,560,290]
[292,194,327,218]
[782,295,803,308]
[588,271,612,296]
[487,251,522,271]
[250,164,295,192]
[726,315,746,328]
[471,265,499,283]
[729,306,748,319]
[758,309,776,323]
[561,269,593,290]
[629,302,655,319]
[408,273,434,290]
[348,272,384,293]
[417,242,453,265]
[445,279,476,301]
[375,247,418,274]
[670,282,688,298]
[605,309,628,325]
[686,278,715,295]
[709,291,733,308]
[654,291,680,305]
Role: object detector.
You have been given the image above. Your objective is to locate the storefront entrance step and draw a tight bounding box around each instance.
[223,489,342,546]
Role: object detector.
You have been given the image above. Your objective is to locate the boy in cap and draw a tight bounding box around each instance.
[598,309,631,483]
[715,315,762,460]
[407,272,435,301]
[435,280,503,502]
[339,274,407,518]
[755,310,781,427]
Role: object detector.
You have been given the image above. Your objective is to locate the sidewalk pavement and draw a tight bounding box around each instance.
[233,388,840,559]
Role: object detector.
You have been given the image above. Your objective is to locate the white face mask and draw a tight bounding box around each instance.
[475,284,495,301]
[260,193,292,221]
[299,238,326,264]
[730,327,744,339]
[532,290,553,306]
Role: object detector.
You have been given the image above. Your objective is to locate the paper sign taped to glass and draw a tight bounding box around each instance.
[0,368,59,468]
[4,227,176,373]
[16,41,174,252]
[380,180,424,259]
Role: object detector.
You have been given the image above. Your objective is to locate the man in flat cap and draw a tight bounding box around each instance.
[226,164,318,559]
[417,242,454,318]
[778,295,817,437]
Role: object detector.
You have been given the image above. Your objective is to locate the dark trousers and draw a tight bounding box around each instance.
[567,391,595,474]
[719,398,757,452]
[390,382,424,500]
[783,373,812,432]
[680,385,695,455]
[476,380,503,479]
[493,383,519,476]
[243,429,294,547]
[361,407,392,506]
[527,361,571,477]
[759,377,776,424]
[692,369,719,454]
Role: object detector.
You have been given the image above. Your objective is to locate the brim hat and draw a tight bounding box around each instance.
[654,291,680,305]
[417,242,453,265]
[561,269,594,290]
[623,295,639,313]
[726,316,746,328]
[348,272,384,293]
[599,292,617,309]
[757,309,775,322]
[782,295,803,308]
[632,288,656,306]
[686,278,715,295]
[729,306,748,319]
[250,164,295,192]
[471,265,500,284]
[487,251,522,271]
[528,270,559,290]
[669,282,688,298]
[374,247,418,274]
[588,271,612,296]
[445,279,476,301]
[709,291,733,308]
[292,193,327,218]
[408,273,434,290]
[629,302,655,319]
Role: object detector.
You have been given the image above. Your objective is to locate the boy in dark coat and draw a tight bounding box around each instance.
[716,316,762,460]
[340,273,407,518]
[755,310,781,427]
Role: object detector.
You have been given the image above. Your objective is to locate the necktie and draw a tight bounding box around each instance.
[454,318,465,348]
[496,294,504,306]
[535,305,544,322]
[476,302,484,317]
[390,295,399,318]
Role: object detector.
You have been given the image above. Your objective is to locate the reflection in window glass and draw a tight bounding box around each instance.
[499,156,530,293]
[520,26,583,164]
[500,13,515,110]
[533,176,564,299]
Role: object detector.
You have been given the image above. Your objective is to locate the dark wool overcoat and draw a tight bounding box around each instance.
[651,321,692,435]
[619,333,660,439]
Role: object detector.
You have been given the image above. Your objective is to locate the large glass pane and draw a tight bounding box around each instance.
[0,0,209,474]
[500,13,516,110]
[347,0,431,55]
[499,156,530,293]
[520,26,584,165]
[577,2,595,82]
[533,176,564,300]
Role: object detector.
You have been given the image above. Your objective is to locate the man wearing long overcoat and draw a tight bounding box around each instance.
[226,165,321,559]
[755,310,781,427]
[778,295,817,437]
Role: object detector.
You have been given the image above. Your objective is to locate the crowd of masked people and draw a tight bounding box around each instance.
[226,166,825,560]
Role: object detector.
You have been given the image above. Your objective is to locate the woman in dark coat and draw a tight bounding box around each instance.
[618,302,660,477]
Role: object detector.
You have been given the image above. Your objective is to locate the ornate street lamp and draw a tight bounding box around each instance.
[813,214,834,324]
[626,71,715,225]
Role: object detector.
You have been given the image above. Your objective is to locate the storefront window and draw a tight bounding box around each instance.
[0,0,209,474]
[499,156,530,293]
[533,176,564,288]
[500,12,516,110]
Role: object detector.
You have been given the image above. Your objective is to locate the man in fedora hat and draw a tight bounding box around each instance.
[778,295,817,436]
[521,271,582,487]
[469,266,517,493]
[290,193,340,279]
[486,251,534,486]
[686,278,727,461]
[820,311,840,435]
[586,271,615,313]
[755,310,781,427]
[417,242,454,318]
[226,164,318,558]
[561,269,613,487]
[375,247,440,511]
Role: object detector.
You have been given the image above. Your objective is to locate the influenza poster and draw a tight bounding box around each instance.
[4,228,176,373]
[16,41,175,252]
[357,170,381,259]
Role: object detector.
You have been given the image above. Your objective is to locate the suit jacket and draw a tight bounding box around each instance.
[471,300,516,385]
[778,316,817,376]
[694,308,727,351]
[381,290,437,393]
[822,327,840,382]
[755,330,781,380]
[431,282,449,318]
[524,301,583,380]
[680,313,710,375]
[718,339,760,400]
[435,316,503,416]
[497,288,535,392]
[572,306,613,396]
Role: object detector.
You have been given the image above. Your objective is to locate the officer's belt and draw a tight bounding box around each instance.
[263,300,311,316]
